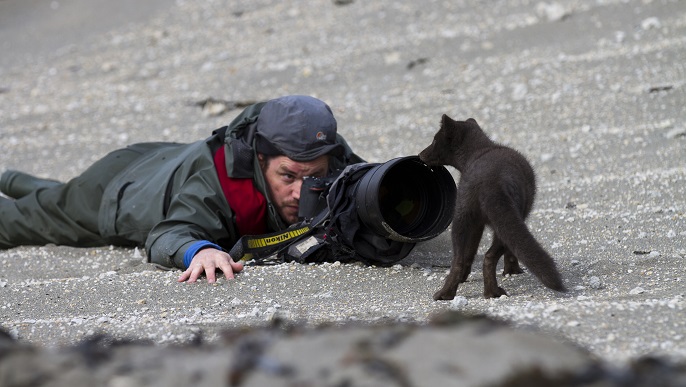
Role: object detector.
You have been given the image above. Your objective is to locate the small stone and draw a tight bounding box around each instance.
[97,316,111,324]
[629,287,645,295]
[614,31,626,43]
[664,127,686,139]
[588,276,602,289]
[512,83,528,100]
[132,247,143,259]
[545,304,560,313]
[641,17,661,30]
[202,101,229,117]
[70,317,85,325]
[449,296,468,310]
[536,2,569,22]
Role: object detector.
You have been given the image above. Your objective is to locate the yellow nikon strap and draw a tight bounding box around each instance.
[229,224,313,261]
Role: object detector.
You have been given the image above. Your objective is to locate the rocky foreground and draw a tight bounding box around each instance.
[2,312,685,387]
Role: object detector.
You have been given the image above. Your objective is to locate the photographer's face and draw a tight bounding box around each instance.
[258,154,329,225]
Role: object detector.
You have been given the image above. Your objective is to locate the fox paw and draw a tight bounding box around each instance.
[433,288,457,301]
[484,286,508,299]
[502,266,524,276]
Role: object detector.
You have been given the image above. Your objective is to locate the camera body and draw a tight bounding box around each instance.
[299,174,339,222]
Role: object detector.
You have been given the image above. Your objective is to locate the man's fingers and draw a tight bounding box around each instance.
[205,263,217,283]
[231,260,245,273]
[219,261,237,280]
[177,269,191,282]
[190,264,207,283]
[222,259,244,280]
[179,265,204,283]
[177,266,206,283]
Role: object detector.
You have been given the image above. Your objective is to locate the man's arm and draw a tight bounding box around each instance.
[145,170,241,282]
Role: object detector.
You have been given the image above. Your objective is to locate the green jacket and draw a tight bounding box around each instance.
[97,103,361,269]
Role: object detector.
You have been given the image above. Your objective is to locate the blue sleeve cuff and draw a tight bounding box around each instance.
[183,240,222,269]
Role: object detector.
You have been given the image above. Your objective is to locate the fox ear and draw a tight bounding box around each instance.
[464,118,482,130]
[439,114,457,140]
[440,114,458,133]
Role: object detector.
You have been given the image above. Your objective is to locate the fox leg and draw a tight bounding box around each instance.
[434,218,484,300]
[483,236,508,298]
[502,250,524,276]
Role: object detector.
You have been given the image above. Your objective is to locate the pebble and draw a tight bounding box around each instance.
[641,17,662,30]
[512,83,529,101]
[629,287,646,295]
[664,127,686,139]
[588,276,603,290]
[97,316,111,324]
[449,296,469,310]
[536,2,569,22]
[132,247,143,259]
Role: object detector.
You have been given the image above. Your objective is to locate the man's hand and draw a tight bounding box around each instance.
[177,248,244,283]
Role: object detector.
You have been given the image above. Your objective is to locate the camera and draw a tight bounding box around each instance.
[297,156,456,263]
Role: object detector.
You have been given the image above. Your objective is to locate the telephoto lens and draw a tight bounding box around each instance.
[354,156,456,242]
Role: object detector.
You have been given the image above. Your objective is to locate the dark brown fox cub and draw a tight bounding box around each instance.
[419,115,566,299]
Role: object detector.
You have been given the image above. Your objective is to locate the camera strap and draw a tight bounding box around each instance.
[228,207,330,263]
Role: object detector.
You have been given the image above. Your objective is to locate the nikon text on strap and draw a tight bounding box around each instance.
[228,206,330,263]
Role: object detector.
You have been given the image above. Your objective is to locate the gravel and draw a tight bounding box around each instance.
[0,0,685,371]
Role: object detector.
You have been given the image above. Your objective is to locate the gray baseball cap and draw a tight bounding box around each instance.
[255,95,344,161]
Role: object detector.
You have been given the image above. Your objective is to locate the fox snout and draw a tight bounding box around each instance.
[418,144,437,165]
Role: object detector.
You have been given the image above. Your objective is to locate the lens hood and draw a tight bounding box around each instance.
[354,156,456,242]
